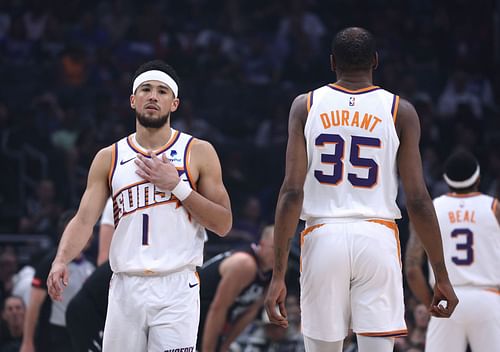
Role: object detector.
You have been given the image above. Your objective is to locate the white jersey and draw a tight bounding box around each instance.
[301,84,401,223]
[429,193,500,287]
[108,128,205,274]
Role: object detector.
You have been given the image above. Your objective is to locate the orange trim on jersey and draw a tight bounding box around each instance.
[127,130,180,156]
[108,143,117,189]
[485,287,500,295]
[195,271,200,285]
[358,329,408,337]
[492,198,498,213]
[329,83,380,93]
[185,138,197,191]
[368,219,401,266]
[299,224,325,272]
[446,192,481,198]
[392,95,400,124]
[306,91,312,112]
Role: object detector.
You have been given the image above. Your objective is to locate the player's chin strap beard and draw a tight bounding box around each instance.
[136,111,170,129]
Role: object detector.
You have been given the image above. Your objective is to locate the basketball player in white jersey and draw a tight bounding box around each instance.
[264,27,458,352]
[405,150,500,351]
[46,60,232,352]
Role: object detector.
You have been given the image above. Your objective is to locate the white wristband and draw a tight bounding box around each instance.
[171,181,192,201]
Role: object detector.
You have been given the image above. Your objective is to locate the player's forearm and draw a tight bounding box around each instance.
[223,303,260,348]
[273,187,303,279]
[22,307,38,343]
[54,218,94,264]
[202,307,228,352]
[182,191,232,236]
[22,292,44,343]
[406,198,449,282]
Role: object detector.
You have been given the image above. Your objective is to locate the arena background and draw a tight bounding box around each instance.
[0,0,499,351]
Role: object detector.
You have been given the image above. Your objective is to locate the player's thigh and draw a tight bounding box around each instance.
[466,289,500,351]
[102,274,148,352]
[147,271,200,352]
[300,223,351,341]
[350,221,406,335]
[425,317,467,352]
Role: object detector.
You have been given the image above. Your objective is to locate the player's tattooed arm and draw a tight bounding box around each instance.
[405,226,433,307]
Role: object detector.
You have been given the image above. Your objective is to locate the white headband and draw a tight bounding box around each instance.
[132,70,178,97]
[443,165,480,189]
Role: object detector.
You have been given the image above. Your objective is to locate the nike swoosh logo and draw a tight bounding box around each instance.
[120,157,136,165]
[189,282,199,288]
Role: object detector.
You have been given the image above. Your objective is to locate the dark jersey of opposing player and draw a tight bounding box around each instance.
[198,244,272,323]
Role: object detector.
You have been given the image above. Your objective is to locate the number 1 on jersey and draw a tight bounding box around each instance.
[142,213,149,245]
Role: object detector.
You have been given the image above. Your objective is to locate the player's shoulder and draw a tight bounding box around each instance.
[189,138,217,156]
[226,251,257,272]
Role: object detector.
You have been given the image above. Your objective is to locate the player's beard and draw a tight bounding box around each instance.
[136,111,170,129]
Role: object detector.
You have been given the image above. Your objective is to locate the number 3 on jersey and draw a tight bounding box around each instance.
[314,133,380,188]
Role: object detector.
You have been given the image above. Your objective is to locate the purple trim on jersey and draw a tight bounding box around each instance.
[327,84,381,95]
[126,132,181,156]
[108,142,119,190]
[142,213,149,245]
[184,136,195,189]
[391,94,397,115]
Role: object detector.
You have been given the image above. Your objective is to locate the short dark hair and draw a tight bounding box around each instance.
[444,150,480,191]
[331,27,376,71]
[133,60,180,91]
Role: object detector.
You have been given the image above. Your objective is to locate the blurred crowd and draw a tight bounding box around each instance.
[0,0,498,351]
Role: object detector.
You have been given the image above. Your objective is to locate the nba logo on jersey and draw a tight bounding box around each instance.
[349,96,355,106]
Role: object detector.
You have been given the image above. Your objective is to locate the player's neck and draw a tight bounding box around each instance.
[135,125,173,150]
[335,71,373,90]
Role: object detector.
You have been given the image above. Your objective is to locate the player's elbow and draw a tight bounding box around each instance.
[406,196,433,218]
[211,213,232,237]
[280,187,304,205]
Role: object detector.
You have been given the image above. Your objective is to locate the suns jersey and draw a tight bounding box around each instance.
[301,84,401,223]
[108,129,205,274]
[429,193,500,287]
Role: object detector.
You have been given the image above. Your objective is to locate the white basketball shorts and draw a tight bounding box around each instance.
[425,286,500,352]
[300,220,407,342]
[102,270,200,352]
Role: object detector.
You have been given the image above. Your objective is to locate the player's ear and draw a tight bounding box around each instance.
[170,98,180,112]
[372,52,379,70]
[330,54,336,72]
[130,94,136,109]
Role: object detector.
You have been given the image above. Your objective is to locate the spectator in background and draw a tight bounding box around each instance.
[0,296,25,352]
[225,195,263,245]
[437,71,482,119]
[18,179,63,240]
[20,210,94,352]
[0,249,18,304]
[406,304,429,351]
